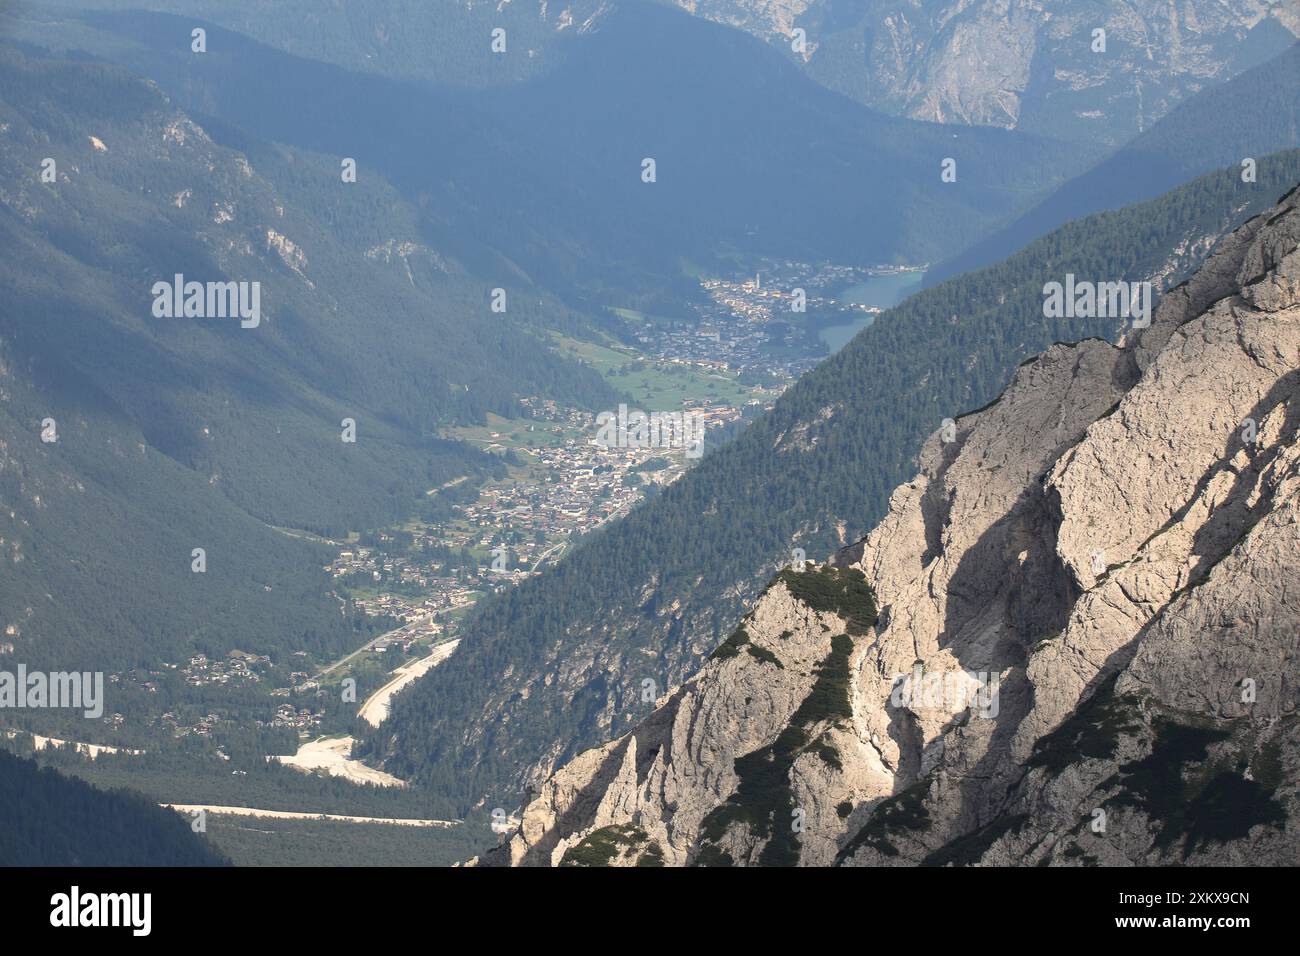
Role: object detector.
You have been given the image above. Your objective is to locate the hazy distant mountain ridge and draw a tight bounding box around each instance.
[25,0,609,89]
[30,0,1094,299]
[929,40,1300,283]
[671,0,1299,144]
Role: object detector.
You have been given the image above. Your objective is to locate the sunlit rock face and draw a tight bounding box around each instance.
[672,0,1299,144]
[490,183,1300,867]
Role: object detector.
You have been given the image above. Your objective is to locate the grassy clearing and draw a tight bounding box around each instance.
[549,333,757,409]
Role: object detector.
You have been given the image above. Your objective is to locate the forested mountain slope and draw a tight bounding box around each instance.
[494,179,1300,867]
[0,749,227,865]
[373,152,1300,811]
[28,0,606,89]
[929,40,1300,284]
[0,47,613,669]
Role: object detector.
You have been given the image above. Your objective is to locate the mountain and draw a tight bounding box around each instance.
[15,0,1099,303]
[371,151,1300,811]
[1,0,1103,753]
[491,179,1300,866]
[666,0,1300,145]
[62,0,1298,147]
[929,39,1300,284]
[38,0,607,89]
[0,748,227,865]
[0,45,615,670]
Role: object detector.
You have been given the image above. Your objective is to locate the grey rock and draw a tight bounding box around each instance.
[499,182,1300,866]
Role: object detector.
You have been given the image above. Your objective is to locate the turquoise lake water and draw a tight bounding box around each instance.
[819,270,926,352]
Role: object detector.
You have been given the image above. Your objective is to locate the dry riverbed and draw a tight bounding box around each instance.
[274,639,461,787]
[161,804,458,827]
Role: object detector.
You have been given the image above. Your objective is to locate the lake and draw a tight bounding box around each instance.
[819,270,926,353]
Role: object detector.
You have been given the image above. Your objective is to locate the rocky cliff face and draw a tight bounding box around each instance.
[489,182,1300,866]
[673,0,1299,144]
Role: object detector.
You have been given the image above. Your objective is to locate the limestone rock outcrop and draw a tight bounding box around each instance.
[489,183,1300,867]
